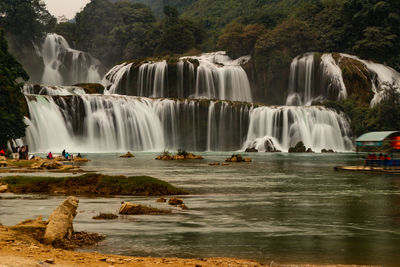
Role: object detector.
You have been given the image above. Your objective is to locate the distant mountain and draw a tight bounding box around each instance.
[109,0,196,18]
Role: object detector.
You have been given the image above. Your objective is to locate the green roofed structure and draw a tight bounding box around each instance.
[356,131,400,149]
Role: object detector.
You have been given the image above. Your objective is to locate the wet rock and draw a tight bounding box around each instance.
[120,152,135,158]
[245,148,258,153]
[225,154,252,163]
[306,148,314,153]
[156,197,167,203]
[0,184,8,193]
[288,141,307,153]
[209,162,220,166]
[73,157,89,162]
[179,204,189,210]
[92,213,118,220]
[119,202,170,215]
[43,196,79,245]
[168,197,183,206]
[156,151,203,160]
[321,148,335,153]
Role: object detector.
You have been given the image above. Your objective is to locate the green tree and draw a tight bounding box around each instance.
[217,23,266,58]
[0,30,29,148]
[0,0,56,43]
[155,6,203,55]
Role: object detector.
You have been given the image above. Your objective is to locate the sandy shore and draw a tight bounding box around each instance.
[0,224,380,267]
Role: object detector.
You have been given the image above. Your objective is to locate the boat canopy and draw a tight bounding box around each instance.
[356,131,400,147]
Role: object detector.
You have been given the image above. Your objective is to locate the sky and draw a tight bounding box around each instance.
[43,0,91,20]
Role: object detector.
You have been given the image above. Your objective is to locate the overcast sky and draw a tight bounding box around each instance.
[43,0,91,19]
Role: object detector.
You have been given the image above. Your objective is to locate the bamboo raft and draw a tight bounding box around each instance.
[334,165,400,174]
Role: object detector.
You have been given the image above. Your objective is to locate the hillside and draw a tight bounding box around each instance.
[182,0,310,29]
[109,0,196,18]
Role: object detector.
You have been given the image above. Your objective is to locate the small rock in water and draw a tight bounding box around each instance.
[156,197,166,203]
[120,152,134,158]
[168,197,183,206]
[180,204,189,210]
[209,162,220,166]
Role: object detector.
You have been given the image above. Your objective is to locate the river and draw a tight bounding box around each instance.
[1,152,399,266]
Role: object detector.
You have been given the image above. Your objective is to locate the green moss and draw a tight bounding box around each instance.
[0,173,187,196]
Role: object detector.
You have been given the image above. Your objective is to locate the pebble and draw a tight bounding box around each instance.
[44,258,55,264]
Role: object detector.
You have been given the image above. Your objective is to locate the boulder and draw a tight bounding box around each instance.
[321,149,335,153]
[168,197,183,206]
[225,154,251,163]
[289,141,307,153]
[156,197,167,203]
[0,184,8,193]
[43,196,79,244]
[245,148,258,153]
[120,152,135,158]
[306,148,314,153]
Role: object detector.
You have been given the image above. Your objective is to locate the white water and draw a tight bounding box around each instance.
[287,52,400,106]
[104,52,252,102]
[41,33,102,85]
[242,106,353,152]
[24,91,351,153]
[137,61,168,97]
[340,53,400,106]
[182,52,252,102]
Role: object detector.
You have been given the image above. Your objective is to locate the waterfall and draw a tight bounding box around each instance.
[41,33,102,85]
[104,52,252,102]
[340,53,400,106]
[242,106,353,152]
[137,61,168,97]
[23,88,351,153]
[286,52,400,106]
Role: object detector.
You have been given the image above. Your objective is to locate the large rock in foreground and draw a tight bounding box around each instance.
[43,196,79,244]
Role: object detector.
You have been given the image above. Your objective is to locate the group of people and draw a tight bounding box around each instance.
[365,153,391,166]
[47,149,81,160]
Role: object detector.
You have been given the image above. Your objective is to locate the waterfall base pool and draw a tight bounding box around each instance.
[1,152,399,266]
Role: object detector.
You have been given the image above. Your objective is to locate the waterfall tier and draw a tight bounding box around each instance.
[41,34,103,86]
[286,52,400,106]
[104,52,252,102]
[24,91,352,153]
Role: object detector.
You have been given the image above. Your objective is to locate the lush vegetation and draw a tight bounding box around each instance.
[0,31,29,148]
[55,1,204,67]
[110,0,196,18]
[321,83,400,137]
[0,173,187,196]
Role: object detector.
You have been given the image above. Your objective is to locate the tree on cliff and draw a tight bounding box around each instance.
[0,30,29,148]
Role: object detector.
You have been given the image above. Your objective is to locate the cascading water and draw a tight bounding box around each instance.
[286,53,347,106]
[23,87,351,153]
[340,53,400,106]
[242,106,353,152]
[286,52,400,106]
[104,52,252,102]
[41,33,102,85]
